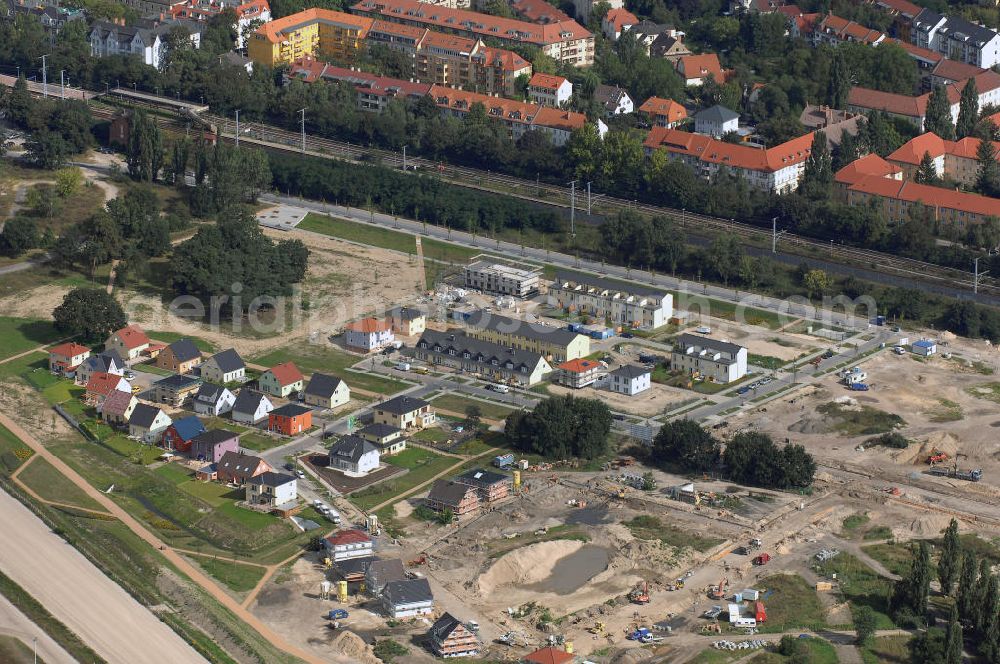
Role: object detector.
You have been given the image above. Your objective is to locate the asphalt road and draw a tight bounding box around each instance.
[0,488,207,664]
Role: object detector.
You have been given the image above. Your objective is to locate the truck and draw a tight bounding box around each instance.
[928,466,982,482]
[841,368,867,385]
[627,628,651,641]
[752,553,771,566]
[849,383,870,391]
[395,362,411,371]
[493,453,515,469]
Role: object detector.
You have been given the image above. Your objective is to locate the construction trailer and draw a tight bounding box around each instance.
[754,601,767,623]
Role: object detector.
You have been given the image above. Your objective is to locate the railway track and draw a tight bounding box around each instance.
[73,89,1000,298]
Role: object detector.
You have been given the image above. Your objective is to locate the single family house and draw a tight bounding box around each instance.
[373,395,434,430]
[324,529,374,561]
[98,389,138,426]
[357,423,407,455]
[268,403,312,436]
[609,364,651,396]
[129,403,172,443]
[364,559,406,596]
[162,415,207,453]
[76,351,125,386]
[155,338,202,374]
[48,342,91,377]
[453,468,513,504]
[231,389,274,424]
[381,578,434,619]
[302,373,350,410]
[389,306,426,336]
[424,479,479,517]
[85,372,131,406]
[246,472,297,508]
[105,325,150,362]
[428,613,481,658]
[192,383,236,416]
[345,317,395,351]
[328,435,381,475]
[216,450,271,484]
[151,373,202,407]
[258,362,304,398]
[200,348,246,384]
[190,429,240,462]
[557,358,604,388]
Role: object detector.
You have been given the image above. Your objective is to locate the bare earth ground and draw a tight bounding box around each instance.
[692,318,819,362]
[544,380,693,417]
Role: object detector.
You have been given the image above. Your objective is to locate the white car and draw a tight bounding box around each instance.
[695,326,712,334]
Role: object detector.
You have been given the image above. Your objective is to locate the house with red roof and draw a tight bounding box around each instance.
[105,325,151,363]
[887,132,1000,186]
[323,529,374,561]
[522,646,574,664]
[345,317,395,352]
[258,362,305,398]
[833,153,902,199]
[676,53,731,86]
[644,127,815,194]
[848,71,1000,131]
[638,97,688,128]
[48,342,91,377]
[528,73,573,108]
[98,389,138,426]
[85,372,131,406]
[845,175,1000,226]
[601,7,638,40]
[810,14,885,47]
[557,358,604,388]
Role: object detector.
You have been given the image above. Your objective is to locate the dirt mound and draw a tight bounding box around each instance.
[476,540,585,595]
[330,631,379,664]
[900,514,952,538]
[895,432,961,465]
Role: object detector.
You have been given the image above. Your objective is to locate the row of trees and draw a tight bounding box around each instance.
[650,420,816,489]
[2,77,94,169]
[504,395,612,460]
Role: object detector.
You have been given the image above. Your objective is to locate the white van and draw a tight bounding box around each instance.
[490,384,510,394]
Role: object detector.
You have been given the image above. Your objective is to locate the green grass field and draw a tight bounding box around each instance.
[215,501,278,529]
[623,515,723,553]
[429,393,516,420]
[193,555,267,593]
[749,637,838,664]
[180,480,239,507]
[861,635,910,664]
[0,422,33,473]
[154,462,194,485]
[0,316,62,361]
[238,432,284,452]
[817,552,896,629]
[349,447,456,510]
[753,574,826,633]
[132,363,174,376]
[250,345,409,394]
[299,213,480,264]
[16,457,104,511]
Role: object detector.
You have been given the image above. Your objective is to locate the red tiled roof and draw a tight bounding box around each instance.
[889,38,942,65]
[101,389,135,416]
[254,8,373,44]
[847,86,927,118]
[267,362,304,386]
[112,325,150,350]
[523,647,574,664]
[677,53,724,81]
[371,18,427,41]
[428,85,590,132]
[86,372,125,397]
[479,45,531,72]
[644,128,815,173]
[816,14,885,44]
[49,342,90,357]
[987,111,1000,128]
[793,12,820,34]
[775,4,802,18]
[638,96,687,122]
[603,7,638,32]
[886,132,1000,165]
[511,0,572,24]
[289,57,435,96]
[533,106,585,131]
[930,58,986,83]
[351,0,591,46]
[834,154,902,185]
[875,0,920,17]
[325,529,372,545]
[558,358,600,373]
[529,72,568,90]
[347,317,392,333]
[849,175,1000,217]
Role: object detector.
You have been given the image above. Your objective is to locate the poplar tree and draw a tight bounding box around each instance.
[925,84,956,140]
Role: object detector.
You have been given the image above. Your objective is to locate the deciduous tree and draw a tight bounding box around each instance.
[651,419,720,472]
[52,288,127,342]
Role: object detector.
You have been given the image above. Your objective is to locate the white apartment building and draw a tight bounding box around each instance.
[670,333,748,384]
[548,273,673,330]
[464,260,541,297]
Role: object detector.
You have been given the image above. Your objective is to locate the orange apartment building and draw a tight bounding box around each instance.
[248,8,374,67]
[887,132,1000,187]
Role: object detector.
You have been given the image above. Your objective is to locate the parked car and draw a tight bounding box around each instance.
[295,470,305,479]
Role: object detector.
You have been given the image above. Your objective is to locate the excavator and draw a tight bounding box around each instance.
[926,449,949,464]
[709,577,729,600]
[629,580,651,604]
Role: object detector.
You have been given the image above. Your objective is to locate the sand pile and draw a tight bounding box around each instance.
[895,432,961,465]
[330,631,379,664]
[476,540,585,595]
[901,514,952,538]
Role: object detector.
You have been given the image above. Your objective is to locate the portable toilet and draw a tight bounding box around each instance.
[513,470,521,490]
[565,642,573,654]
[337,580,348,602]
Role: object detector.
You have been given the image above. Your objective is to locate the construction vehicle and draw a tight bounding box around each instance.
[630,581,651,604]
[710,577,730,600]
[927,450,949,464]
[407,553,428,567]
[587,622,606,635]
[497,632,529,647]
[927,464,983,482]
[753,553,772,566]
[849,383,870,391]
[626,628,651,641]
[703,606,724,619]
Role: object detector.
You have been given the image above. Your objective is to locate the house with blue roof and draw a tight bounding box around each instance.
[162,415,207,453]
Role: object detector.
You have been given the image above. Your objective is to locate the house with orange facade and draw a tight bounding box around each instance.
[268,403,313,436]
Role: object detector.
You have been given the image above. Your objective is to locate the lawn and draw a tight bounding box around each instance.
[0,352,48,381]
[299,213,479,265]
[180,480,239,507]
[0,316,63,360]
[154,462,194,485]
[147,331,216,353]
[98,433,164,465]
[16,457,105,511]
[840,513,871,538]
[429,393,517,420]
[816,552,896,629]
[239,432,284,452]
[193,555,267,593]
[250,345,409,394]
[623,515,723,553]
[861,635,910,664]
[0,422,33,473]
[215,501,279,529]
[965,382,1000,404]
[133,362,174,376]
[749,638,838,664]
[349,447,456,510]
[411,427,452,444]
[753,574,826,633]
[748,353,788,370]
[861,542,919,577]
